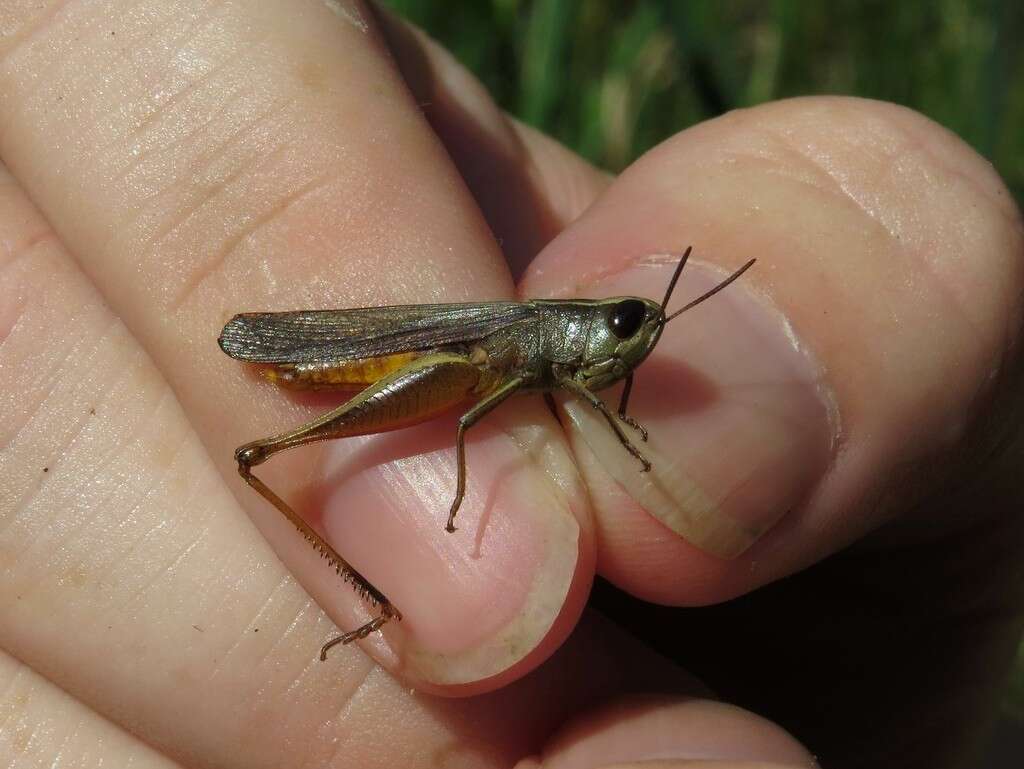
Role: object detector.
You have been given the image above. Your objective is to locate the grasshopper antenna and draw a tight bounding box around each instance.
[619,246,694,422]
[660,246,693,314]
[662,257,756,325]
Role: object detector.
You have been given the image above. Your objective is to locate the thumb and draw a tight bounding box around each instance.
[520,96,1024,603]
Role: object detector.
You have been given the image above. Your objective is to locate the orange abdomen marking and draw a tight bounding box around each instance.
[263,352,423,389]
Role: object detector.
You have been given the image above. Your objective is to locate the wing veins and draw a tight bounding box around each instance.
[218,301,534,364]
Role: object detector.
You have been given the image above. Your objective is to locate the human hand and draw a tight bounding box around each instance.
[1,3,1021,768]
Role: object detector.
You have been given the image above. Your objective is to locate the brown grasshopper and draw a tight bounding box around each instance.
[219,247,754,657]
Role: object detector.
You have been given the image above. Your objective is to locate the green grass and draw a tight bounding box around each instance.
[385,0,1023,205]
[382,0,1024,720]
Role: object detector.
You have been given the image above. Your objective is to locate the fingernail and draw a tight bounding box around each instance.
[562,257,836,558]
[316,405,582,685]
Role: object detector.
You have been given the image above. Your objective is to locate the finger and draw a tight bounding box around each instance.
[373,4,610,275]
[0,162,366,766]
[0,651,180,768]
[583,765,806,769]
[0,161,696,768]
[0,0,590,688]
[575,764,807,769]
[519,96,1024,604]
[520,695,815,769]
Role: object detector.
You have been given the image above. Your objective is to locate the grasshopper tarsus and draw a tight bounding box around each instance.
[627,444,652,472]
[617,427,651,471]
[319,639,340,661]
[620,414,648,442]
[319,606,399,661]
[445,498,462,533]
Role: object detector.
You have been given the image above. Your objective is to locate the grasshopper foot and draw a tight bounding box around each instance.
[445,497,462,533]
[626,444,651,472]
[319,607,396,660]
[620,414,648,442]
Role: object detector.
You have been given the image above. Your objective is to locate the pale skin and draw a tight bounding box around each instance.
[0,3,1022,769]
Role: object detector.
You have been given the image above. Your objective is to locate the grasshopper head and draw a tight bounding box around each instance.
[576,248,756,392]
[578,297,665,391]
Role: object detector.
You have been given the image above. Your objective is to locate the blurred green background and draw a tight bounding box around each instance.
[383,0,1023,756]
[385,0,1023,205]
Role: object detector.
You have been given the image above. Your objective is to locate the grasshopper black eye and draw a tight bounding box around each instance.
[608,299,647,339]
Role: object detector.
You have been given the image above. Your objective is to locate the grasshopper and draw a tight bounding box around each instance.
[219,247,754,657]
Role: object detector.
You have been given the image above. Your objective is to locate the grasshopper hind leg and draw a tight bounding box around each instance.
[233,352,482,656]
[236,454,401,657]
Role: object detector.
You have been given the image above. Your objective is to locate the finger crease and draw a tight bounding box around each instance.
[169,168,338,313]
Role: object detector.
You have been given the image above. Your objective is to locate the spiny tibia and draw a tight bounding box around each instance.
[295,524,380,607]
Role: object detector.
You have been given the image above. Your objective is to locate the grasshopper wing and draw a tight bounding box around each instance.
[218,302,535,364]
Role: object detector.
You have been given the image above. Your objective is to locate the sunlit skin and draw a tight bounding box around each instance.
[1,2,1021,766]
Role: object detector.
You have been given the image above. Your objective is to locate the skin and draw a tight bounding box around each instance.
[1,2,1022,768]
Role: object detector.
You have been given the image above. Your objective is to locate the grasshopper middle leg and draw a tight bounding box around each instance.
[446,376,525,532]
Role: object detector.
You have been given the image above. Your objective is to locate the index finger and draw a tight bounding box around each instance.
[0,0,590,690]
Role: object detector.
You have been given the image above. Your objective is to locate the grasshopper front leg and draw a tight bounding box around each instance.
[235,352,482,655]
[557,374,652,472]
